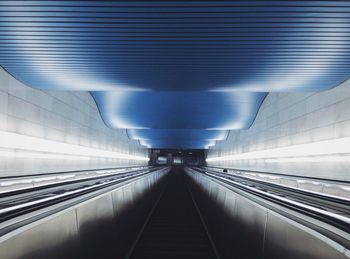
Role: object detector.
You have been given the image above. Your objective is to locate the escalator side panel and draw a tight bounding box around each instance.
[264,212,347,259]
[186,169,349,259]
[76,194,116,259]
[0,210,80,259]
[0,169,169,259]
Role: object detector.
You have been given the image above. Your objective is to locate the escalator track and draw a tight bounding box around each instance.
[129,166,218,259]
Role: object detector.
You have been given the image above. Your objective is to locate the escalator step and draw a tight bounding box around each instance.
[129,167,217,259]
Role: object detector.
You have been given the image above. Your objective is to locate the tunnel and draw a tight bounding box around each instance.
[0,1,350,259]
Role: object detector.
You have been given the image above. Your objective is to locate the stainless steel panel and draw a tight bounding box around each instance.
[264,212,348,259]
[76,193,117,259]
[223,191,237,216]
[0,210,80,259]
[0,170,169,259]
[209,183,219,202]
[122,185,135,210]
[216,186,227,208]
[187,170,350,259]
[234,196,267,258]
[111,188,126,218]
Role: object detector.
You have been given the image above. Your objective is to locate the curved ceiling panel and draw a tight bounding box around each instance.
[1,1,350,149]
[1,1,350,92]
[127,129,229,141]
[91,91,266,130]
[128,129,229,149]
[139,140,217,150]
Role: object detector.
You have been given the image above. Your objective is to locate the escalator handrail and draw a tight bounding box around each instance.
[197,167,350,206]
[203,166,350,185]
[0,165,150,180]
[0,166,155,198]
[187,167,350,250]
[0,167,168,223]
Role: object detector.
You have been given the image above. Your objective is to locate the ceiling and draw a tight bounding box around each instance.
[1,1,349,149]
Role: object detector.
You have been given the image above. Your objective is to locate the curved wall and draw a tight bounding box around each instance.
[208,78,350,180]
[0,67,147,176]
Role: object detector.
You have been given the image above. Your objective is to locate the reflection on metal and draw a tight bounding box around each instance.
[186,167,350,259]
[0,167,170,259]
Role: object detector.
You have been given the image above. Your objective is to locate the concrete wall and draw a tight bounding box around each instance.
[0,67,147,176]
[208,79,350,180]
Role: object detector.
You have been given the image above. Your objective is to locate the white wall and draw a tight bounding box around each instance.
[208,78,350,181]
[0,67,148,176]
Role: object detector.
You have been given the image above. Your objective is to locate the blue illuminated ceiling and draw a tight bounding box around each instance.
[1,1,350,149]
[92,91,265,129]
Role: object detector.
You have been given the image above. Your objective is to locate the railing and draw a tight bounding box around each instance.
[188,167,350,250]
[0,166,150,195]
[0,166,169,236]
[202,166,350,199]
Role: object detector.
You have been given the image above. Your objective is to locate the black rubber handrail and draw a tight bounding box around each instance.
[203,165,350,185]
[0,167,166,223]
[0,167,170,238]
[197,167,350,210]
[0,166,154,198]
[0,165,151,180]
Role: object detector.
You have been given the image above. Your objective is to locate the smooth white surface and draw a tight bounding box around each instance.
[208,78,350,180]
[207,137,350,162]
[0,67,148,176]
[0,131,148,161]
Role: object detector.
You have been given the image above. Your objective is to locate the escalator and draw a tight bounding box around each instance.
[0,166,170,259]
[0,166,349,259]
[129,166,218,259]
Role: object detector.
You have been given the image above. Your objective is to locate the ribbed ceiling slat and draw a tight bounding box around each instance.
[1,1,349,149]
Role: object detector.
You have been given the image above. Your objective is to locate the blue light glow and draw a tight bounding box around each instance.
[1,1,349,149]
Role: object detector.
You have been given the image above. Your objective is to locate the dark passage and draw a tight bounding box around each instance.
[130,166,217,259]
